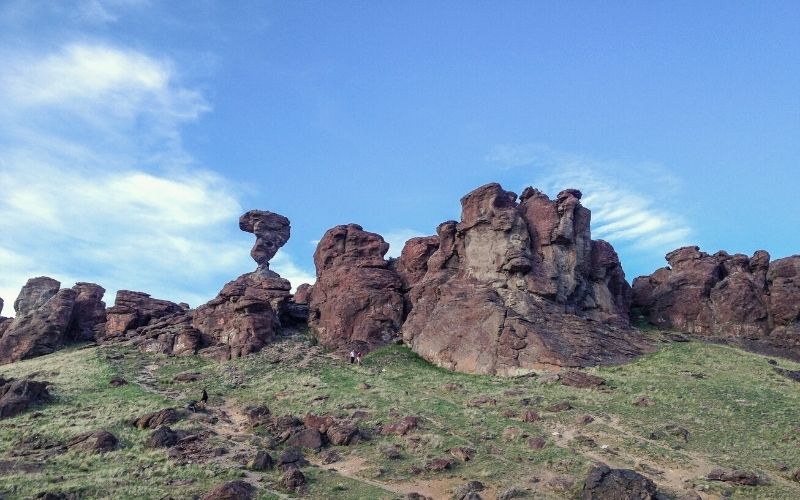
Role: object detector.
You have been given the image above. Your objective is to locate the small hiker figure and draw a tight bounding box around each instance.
[201,388,208,408]
[356,351,363,365]
[350,350,356,364]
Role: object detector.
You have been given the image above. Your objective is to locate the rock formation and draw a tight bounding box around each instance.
[400,183,647,374]
[191,210,295,360]
[632,247,800,359]
[66,283,107,341]
[0,277,78,364]
[308,224,404,351]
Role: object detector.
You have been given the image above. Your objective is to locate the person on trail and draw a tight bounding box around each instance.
[201,388,208,406]
[350,350,356,364]
[356,351,363,365]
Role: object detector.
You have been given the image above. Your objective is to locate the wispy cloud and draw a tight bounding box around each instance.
[486,144,694,276]
[0,41,307,311]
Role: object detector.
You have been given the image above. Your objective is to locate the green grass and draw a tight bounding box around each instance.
[1,335,799,499]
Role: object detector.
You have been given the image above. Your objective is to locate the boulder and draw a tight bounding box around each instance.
[633,249,800,359]
[0,378,51,419]
[66,283,107,341]
[131,408,182,429]
[67,430,118,453]
[201,480,255,500]
[707,468,760,486]
[308,224,404,351]
[281,468,306,491]
[582,464,658,499]
[293,284,312,305]
[104,290,183,339]
[145,426,185,448]
[401,184,648,374]
[250,450,274,470]
[191,210,295,359]
[286,428,324,450]
[0,277,77,364]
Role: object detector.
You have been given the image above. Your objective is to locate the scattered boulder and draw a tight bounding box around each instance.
[450,446,476,462]
[426,457,453,471]
[319,448,340,464]
[327,421,360,445]
[277,447,309,470]
[707,468,760,486]
[244,405,271,427]
[0,378,51,419]
[401,184,649,375]
[452,481,484,500]
[131,408,182,429]
[546,401,573,412]
[633,396,654,407]
[286,428,324,450]
[281,468,306,491]
[250,450,274,470]
[576,414,595,424]
[582,464,658,499]
[528,437,547,449]
[633,249,800,359]
[774,367,800,383]
[308,224,404,351]
[173,372,204,382]
[145,426,185,448]
[522,410,540,422]
[109,377,127,387]
[201,480,255,500]
[561,371,606,388]
[67,430,118,453]
[382,415,420,435]
[496,486,527,500]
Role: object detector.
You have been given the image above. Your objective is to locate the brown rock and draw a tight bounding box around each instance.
[239,210,290,274]
[201,480,255,500]
[145,426,185,448]
[308,224,404,351]
[104,290,183,339]
[425,457,453,471]
[293,283,312,305]
[327,421,359,445]
[634,248,800,359]
[402,183,649,375]
[582,464,658,499]
[382,415,420,435]
[528,437,547,449]
[450,446,476,461]
[66,283,107,341]
[277,447,309,470]
[131,408,182,429]
[304,412,335,433]
[67,430,118,453]
[0,277,77,364]
[0,378,51,419]
[546,401,572,412]
[250,450,274,470]
[281,468,306,491]
[561,371,606,388]
[286,428,324,450]
[109,377,127,387]
[576,414,595,424]
[522,410,540,422]
[707,468,760,486]
[244,405,271,427]
[633,396,654,407]
[173,372,204,382]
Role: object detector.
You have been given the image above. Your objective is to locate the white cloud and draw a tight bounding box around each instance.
[270,251,316,292]
[382,228,428,259]
[0,41,308,313]
[489,145,694,270]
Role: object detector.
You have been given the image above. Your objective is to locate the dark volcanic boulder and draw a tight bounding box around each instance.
[633,249,800,359]
[0,378,51,419]
[308,224,404,351]
[0,277,77,364]
[201,480,255,500]
[582,464,658,499]
[131,408,182,429]
[400,184,648,374]
[67,430,118,453]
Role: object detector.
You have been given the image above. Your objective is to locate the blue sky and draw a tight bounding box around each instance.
[0,1,798,311]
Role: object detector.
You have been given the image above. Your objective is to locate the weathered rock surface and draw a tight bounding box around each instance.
[633,248,800,359]
[582,464,658,499]
[104,290,183,339]
[0,377,51,419]
[67,430,118,454]
[400,183,648,374]
[66,283,107,341]
[308,224,404,351]
[130,408,182,429]
[293,284,312,305]
[0,277,79,364]
[201,480,255,500]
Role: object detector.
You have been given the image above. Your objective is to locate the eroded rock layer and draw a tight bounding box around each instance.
[632,247,800,359]
[399,183,647,374]
[308,224,404,351]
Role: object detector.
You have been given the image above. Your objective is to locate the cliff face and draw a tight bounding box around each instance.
[309,183,648,374]
[633,246,800,359]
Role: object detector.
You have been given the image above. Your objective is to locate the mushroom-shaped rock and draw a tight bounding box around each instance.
[239,210,290,274]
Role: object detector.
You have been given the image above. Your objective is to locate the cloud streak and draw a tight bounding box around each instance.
[0,41,311,312]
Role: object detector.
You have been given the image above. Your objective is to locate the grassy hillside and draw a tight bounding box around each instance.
[1,331,799,499]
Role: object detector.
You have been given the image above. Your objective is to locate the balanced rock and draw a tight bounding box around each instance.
[191,210,294,360]
[633,248,800,359]
[0,277,77,364]
[401,183,648,374]
[308,223,404,351]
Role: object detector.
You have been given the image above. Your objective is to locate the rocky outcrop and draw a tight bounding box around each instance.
[400,183,647,374]
[308,224,404,352]
[293,284,312,305]
[191,210,296,360]
[0,277,77,364]
[66,283,107,341]
[104,290,183,339]
[632,247,800,359]
[582,464,658,499]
